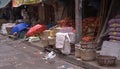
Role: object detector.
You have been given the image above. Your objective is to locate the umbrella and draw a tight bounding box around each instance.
[0,0,10,8]
[26,24,47,37]
[11,23,30,34]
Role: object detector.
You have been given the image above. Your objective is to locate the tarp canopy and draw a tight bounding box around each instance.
[0,0,11,8]
[12,0,42,7]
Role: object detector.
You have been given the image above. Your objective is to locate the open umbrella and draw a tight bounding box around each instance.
[11,23,30,34]
[26,24,47,37]
[0,0,10,8]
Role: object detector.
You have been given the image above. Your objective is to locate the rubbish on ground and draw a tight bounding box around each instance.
[39,51,44,54]
[15,63,22,67]
[14,46,17,47]
[76,58,82,61]
[57,64,74,69]
[28,36,40,42]
[43,51,56,60]
[23,47,26,49]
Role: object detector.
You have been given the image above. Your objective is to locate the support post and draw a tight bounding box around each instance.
[75,0,82,43]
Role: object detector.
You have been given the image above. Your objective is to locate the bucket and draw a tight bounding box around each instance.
[41,30,50,40]
[50,30,55,37]
[48,37,55,46]
[75,44,81,58]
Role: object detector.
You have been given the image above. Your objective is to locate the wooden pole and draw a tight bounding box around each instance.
[75,0,82,43]
[97,0,114,48]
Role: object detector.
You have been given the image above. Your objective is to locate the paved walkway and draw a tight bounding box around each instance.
[0,35,83,69]
[24,36,120,69]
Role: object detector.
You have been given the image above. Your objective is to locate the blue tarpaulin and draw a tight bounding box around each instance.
[11,23,30,34]
[46,23,56,29]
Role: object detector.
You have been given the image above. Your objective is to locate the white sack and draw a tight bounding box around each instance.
[56,32,68,48]
[61,37,71,55]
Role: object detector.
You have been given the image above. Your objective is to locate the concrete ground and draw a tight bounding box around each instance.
[0,34,84,69]
[25,36,120,69]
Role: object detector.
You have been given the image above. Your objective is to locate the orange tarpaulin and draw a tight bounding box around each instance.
[12,0,42,7]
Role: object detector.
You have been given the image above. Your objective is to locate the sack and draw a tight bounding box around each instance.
[108,32,120,36]
[61,36,71,55]
[109,36,120,40]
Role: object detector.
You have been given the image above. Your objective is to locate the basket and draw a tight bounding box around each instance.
[75,46,81,58]
[80,48,96,61]
[97,55,116,66]
[80,41,97,49]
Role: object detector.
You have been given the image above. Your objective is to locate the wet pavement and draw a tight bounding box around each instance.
[0,34,84,69]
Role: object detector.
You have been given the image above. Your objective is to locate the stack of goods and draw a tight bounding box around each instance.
[57,17,75,28]
[82,17,98,38]
[82,36,94,42]
[78,17,98,61]
[108,19,120,42]
[82,17,98,44]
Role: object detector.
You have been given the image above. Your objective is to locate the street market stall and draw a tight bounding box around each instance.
[1,0,120,68]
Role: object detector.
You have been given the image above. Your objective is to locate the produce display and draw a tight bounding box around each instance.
[57,17,75,28]
[57,17,99,42]
[82,17,98,42]
[82,36,94,42]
